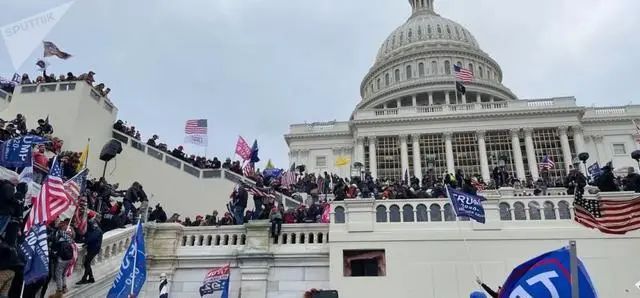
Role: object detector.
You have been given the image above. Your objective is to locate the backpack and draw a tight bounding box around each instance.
[58,240,74,261]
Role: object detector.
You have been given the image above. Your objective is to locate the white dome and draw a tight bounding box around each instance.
[375,9,480,64]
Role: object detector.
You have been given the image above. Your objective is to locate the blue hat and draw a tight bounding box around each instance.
[470,291,487,298]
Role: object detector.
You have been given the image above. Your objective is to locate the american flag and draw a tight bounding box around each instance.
[24,157,72,232]
[65,241,79,277]
[454,64,473,83]
[281,171,297,189]
[574,194,640,234]
[538,155,556,170]
[185,119,208,135]
[64,168,88,203]
[243,162,255,178]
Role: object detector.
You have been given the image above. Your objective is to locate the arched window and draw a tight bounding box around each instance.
[430,204,442,222]
[444,61,451,75]
[499,202,512,220]
[479,66,484,78]
[418,27,422,39]
[431,61,437,74]
[334,206,345,223]
[427,25,432,35]
[468,63,474,74]
[394,69,401,82]
[543,201,556,219]
[456,61,462,67]
[558,200,571,219]
[385,73,390,86]
[418,63,425,77]
[402,204,415,222]
[528,201,541,220]
[437,25,442,35]
[446,25,451,35]
[376,205,388,222]
[389,205,401,222]
[400,32,404,44]
[408,29,412,41]
[406,65,412,79]
[444,203,456,221]
[416,204,428,222]
[377,78,381,89]
[514,202,526,220]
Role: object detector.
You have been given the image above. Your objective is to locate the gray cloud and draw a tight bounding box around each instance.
[1,0,638,168]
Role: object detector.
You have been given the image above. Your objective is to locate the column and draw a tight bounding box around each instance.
[477,130,490,182]
[510,129,526,181]
[476,93,481,103]
[523,128,539,181]
[368,137,377,178]
[490,96,495,103]
[461,93,467,104]
[400,134,409,179]
[558,126,573,172]
[412,94,417,106]
[573,126,586,154]
[428,92,434,105]
[445,91,451,105]
[444,132,455,174]
[356,137,365,164]
[396,99,401,108]
[412,134,422,180]
[592,135,605,162]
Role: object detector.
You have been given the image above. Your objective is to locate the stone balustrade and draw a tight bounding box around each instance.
[16,81,118,114]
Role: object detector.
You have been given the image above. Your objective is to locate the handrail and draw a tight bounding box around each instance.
[111,130,300,207]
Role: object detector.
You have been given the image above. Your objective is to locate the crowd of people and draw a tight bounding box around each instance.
[0,70,110,98]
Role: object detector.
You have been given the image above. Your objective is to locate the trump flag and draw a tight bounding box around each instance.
[499,247,597,298]
[446,186,487,223]
[108,222,146,298]
[199,264,230,298]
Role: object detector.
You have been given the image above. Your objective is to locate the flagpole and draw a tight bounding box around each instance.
[569,240,580,298]
[85,138,90,169]
[131,220,140,296]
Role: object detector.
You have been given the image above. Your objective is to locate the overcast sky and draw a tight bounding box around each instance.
[2,0,639,168]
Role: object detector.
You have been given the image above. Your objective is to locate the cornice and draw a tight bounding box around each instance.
[284,131,353,141]
[351,107,585,126]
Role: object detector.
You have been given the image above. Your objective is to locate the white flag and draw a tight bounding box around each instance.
[184,134,208,147]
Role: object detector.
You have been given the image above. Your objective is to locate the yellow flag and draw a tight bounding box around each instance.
[265,159,275,169]
[77,143,89,171]
[335,156,350,167]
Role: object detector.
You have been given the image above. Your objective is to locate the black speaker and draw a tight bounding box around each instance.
[312,290,338,298]
[99,139,123,162]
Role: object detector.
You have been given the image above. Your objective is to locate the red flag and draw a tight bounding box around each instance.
[235,136,252,161]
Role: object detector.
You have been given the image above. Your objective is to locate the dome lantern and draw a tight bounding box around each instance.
[409,0,436,16]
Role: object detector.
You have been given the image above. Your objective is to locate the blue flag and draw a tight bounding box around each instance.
[108,222,146,298]
[0,135,48,168]
[249,140,260,163]
[446,186,486,223]
[500,247,597,298]
[263,168,283,179]
[20,224,49,285]
[588,162,601,179]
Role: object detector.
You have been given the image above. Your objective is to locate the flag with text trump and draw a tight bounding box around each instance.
[199,264,230,298]
[108,222,147,298]
[235,136,252,161]
[446,186,487,223]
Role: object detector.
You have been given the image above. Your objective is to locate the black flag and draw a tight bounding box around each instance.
[456,81,466,95]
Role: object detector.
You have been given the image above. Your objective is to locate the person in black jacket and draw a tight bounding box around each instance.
[124,182,147,222]
[623,167,640,193]
[595,164,619,192]
[476,277,499,298]
[76,219,103,285]
[231,186,248,224]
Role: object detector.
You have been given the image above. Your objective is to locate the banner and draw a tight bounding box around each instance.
[499,247,597,298]
[588,162,601,180]
[200,264,230,298]
[185,134,208,147]
[0,135,48,168]
[108,222,147,298]
[20,224,49,285]
[446,186,486,223]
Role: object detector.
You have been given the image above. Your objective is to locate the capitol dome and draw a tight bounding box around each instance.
[375,6,480,64]
[356,0,516,112]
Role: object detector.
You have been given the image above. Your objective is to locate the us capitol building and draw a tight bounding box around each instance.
[285,0,640,182]
[3,1,640,297]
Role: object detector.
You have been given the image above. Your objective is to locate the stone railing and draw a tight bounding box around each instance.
[0,88,12,103]
[112,130,300,207]
[289,121,350,134]
[584,105,640,119]
[16,81,118,114]
[330,189,638,231]
[64,225,137,297]
[354,97,578,120]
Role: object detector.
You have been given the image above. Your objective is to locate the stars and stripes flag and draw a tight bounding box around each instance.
[64,168,88,203]
[185,119,208,135]
[453,64,473,83]
[243,162,255,178]
[65,241,79,277]
[538,155,556,170]
[281,171,297,189]
[24,156,72,232]
[574,193,640,234]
